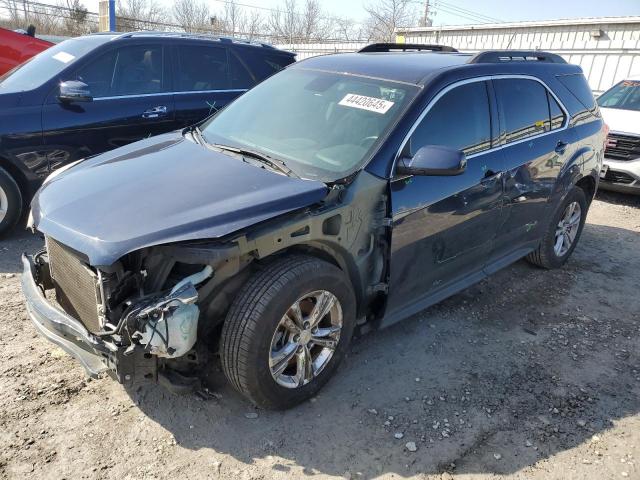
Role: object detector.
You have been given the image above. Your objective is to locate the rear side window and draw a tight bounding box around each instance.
[229,52,255,89]
[177,45,229,91]
[548,93,566,130]
[494,79,550,143]
[409,81,492,156]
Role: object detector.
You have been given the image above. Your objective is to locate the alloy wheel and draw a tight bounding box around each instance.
[554,201,581,257]
[0,185,7,224]
[269,290,343,389]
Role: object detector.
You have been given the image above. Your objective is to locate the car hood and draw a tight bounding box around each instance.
[600,107,640,136]
[32,131,328,266]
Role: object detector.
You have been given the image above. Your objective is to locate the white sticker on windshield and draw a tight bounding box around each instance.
[338,93,394,114]
[52,52,75,64]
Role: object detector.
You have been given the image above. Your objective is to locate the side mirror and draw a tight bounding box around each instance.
[396,145,466,176]
[58,80,93,103]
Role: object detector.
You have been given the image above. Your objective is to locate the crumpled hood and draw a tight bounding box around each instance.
[600,107,640,136]
[32,131,328,266]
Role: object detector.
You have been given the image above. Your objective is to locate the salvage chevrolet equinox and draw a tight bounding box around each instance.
[22,44,605,409]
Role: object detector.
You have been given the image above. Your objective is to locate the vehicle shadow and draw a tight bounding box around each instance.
[129,221,640,477]
[596,188,640,207]
[0,228,43,274]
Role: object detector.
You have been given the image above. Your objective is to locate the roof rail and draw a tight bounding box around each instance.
[109,31,276,49]
[469,50,566,64]
[359,43,458,53]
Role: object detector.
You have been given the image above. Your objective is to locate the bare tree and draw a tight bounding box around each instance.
[244,10,263,41]
[0,0,23,25]
[173,0,210,33]
[266,0,332,43]
[364,0,418,42]
[117,0,166,31]
[59,0,88,36]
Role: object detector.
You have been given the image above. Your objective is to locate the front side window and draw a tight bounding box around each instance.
[72,45,164,98]
[495,79,551,143]
[201,68,417,182]
[409,81,492,156]
[177,45,229,91]
[597,80,640,111]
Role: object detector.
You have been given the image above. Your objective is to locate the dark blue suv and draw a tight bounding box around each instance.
[0,32,295,234]
[22,45,605,409]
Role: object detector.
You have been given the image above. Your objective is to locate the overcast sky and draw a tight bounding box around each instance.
[28,0,640,26]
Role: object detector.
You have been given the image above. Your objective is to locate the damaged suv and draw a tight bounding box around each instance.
[22,45,604,409]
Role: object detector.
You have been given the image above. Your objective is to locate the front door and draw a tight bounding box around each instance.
[385,80,505,324]
[42,43,175,170]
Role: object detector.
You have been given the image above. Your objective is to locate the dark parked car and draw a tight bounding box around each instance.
[0,31,295,235]
[22,45,605,409]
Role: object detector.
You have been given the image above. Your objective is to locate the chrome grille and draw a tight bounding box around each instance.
[605,133,640,161]
[47,237,102,333]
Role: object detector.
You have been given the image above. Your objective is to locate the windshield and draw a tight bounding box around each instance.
[0,36,112,93]
[200,68,417,182]
[597,80,640,111]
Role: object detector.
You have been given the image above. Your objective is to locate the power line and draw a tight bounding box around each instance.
[436,1,502,23]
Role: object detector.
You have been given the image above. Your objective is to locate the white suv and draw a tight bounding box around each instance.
[598,77,640,194]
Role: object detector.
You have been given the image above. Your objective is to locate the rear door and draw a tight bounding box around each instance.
[487,77,571,270]
[42,43,175,170]
[172,43,251,128]
[385,80,505,323]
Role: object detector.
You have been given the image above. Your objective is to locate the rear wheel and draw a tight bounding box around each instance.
[527,186,588,269]
[0,167,22,237]
[220,255,356,409]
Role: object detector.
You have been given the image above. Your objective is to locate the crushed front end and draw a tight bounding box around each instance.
[21,238,224,390]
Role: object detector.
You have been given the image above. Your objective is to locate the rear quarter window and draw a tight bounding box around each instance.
[241,48,295,81]
[556,74,599,115]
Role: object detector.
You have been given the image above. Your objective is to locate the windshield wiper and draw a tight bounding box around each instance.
[207,143,297,178]
[190,125,206,145]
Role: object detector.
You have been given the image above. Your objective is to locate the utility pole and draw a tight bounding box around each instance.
[422,0,431,27]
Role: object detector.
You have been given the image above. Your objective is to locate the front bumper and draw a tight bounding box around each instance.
[600,157,640,194]
[20,254,155,383]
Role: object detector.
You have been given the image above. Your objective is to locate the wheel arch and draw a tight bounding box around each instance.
[0,156,30,205]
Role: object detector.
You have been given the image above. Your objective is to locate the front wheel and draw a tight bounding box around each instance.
[220,255,356,409]
[0,166,23,237]
[527,186,588,269]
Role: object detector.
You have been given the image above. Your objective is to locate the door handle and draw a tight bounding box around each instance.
[555,141,568,155]
[142,105,168,119]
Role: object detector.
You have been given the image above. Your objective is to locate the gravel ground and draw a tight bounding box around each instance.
[0,190,639,480]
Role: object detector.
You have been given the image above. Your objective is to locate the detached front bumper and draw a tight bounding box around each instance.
[20,254,155,383]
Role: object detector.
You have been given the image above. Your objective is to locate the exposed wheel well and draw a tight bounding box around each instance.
[575,175,596,204]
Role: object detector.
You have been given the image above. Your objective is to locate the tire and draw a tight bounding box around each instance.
[0,166,23,237]
[220,255,356,409]
[527,186,588,269]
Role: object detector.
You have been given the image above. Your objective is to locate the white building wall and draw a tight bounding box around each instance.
[397,17,640,93]
[278,17,640,93]
[276,42,368,60]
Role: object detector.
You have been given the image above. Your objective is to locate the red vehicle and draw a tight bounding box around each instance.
[0,27,53,76]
